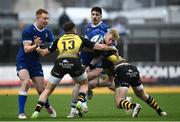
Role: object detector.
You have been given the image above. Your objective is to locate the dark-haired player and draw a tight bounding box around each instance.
[31,21,117,118]
[67,6,111,118]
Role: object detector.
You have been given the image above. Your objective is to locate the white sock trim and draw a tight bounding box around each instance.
[19,90,28,95]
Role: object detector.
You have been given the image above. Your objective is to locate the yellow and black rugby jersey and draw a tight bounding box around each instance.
[106,54,127,65]
[48,34,95,57]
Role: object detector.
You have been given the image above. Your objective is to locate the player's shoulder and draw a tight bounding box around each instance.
[100,21,109,29]
[23,24,34,33]
[86,23,91,27]
[101,21,108,26]
[88,29,105,40]
[78,34,87,41]
[44,26,52,32]
[92,29,105,35]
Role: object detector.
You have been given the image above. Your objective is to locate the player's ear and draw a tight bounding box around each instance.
[100,14,102,18]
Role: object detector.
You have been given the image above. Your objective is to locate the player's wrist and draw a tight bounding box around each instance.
[36,46,40,51]
[34,43,39,48]
[89,64,96,70]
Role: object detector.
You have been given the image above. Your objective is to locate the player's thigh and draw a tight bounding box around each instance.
[87,68,102,79]
[32,76,45,93]
[89,68,102,74]
[18,69,31,82]
[132,85,148,100]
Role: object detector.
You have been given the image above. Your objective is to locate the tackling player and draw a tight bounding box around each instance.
[67,6,112,118]
[101,30,167,117]
[31,21,117,118]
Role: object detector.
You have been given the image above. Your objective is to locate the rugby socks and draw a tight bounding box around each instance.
[18,90,28,114]
[71,99,77,108]
[44,99,50,108]
[119,99,136,109]
[145,95,163,114]
[35,101,45,112]
[78,92,86,102]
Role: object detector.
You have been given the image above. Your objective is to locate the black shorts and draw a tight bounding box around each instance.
[114,64,142,88]
[51,58,85,78]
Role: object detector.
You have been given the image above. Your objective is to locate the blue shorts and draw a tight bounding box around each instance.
[16,61,44,78]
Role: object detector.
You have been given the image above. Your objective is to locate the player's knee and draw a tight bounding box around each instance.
[134,89,148,101]
[140,93,149,101]
[37,87,45,95]
[88,81,98,88]
[79,79,88,85]
[20,79,31,90]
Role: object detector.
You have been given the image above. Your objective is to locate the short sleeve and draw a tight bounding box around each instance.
[47,30,54,43]
[48,38,58,52]
[80,36,95,49]
[22,29,32,42]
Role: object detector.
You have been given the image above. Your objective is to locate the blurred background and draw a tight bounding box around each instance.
[0,0,180,87]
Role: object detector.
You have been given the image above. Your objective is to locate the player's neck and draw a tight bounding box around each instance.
[34,22,44,31]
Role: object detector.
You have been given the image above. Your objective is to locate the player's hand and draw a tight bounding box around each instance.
[111,46,118,52]
[34,37,42,46]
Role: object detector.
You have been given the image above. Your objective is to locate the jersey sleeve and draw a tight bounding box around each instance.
[21,28,32,42]
[102,22,109,33]
[80,36,95,49]
[47,30,54,42]
[85,23,91,37]
[48,38,58,52]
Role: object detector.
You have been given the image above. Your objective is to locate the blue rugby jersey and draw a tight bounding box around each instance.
[85,21,108,38]
[80,22,108,66]
[16,23,54,64]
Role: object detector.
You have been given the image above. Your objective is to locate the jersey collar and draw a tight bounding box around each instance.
[91,21,103,27]
[34,23,45,32]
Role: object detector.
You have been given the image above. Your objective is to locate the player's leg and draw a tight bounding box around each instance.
[115,86,141,117]
[73,71,88,117]
[114,65,142,117]
[132,84,167,116]
[31,75,61,119]
[32,76,56,118]
[67,83,80,118]
[86,67,102,100]
[17,69,31,119]
[67,83,88,118]
[67,66,99,118]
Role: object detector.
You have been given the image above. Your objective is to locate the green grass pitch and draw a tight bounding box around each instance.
[0,93,179,121]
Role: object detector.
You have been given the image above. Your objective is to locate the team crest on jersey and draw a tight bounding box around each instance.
[45,33,48,38]
[34,36,37,39]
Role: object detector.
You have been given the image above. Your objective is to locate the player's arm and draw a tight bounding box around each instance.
[36,47,50,56]
[23,37,41,53]
[80,36,117,52]
[93,43,117,51]
[36,38,58,56]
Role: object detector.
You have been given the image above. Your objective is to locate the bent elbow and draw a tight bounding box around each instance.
[41,53,48,56]
[24,48,30,54]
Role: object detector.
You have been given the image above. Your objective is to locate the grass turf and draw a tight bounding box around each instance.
[0,93,179,121]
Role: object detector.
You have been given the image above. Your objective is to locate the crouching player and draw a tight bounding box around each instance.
[101,39,167,117]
